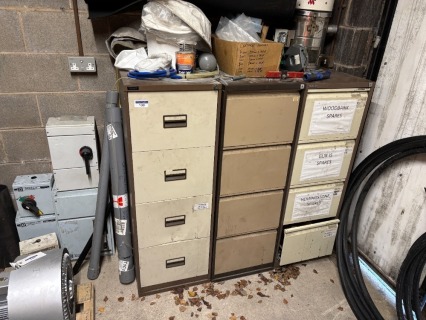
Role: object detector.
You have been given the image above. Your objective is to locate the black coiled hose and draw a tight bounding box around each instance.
[336,135,426,320]
[396,232,426,320]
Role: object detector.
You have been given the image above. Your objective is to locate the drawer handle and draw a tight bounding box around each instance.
[166,257,185,269]
[164,169,187,182]
[165,215,186,227]
[163,115,187,128]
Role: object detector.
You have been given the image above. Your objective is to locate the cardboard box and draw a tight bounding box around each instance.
[213,36,284,77]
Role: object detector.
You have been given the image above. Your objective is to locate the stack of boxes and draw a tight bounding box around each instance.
[280,86,370,265]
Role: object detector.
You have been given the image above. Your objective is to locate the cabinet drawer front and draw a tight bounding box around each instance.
[280,220,339,265]
[128,91,218,151]
[224,93,299,148]
[133,147,214,203]
[217,191,283,238]
[290,140,354,187]
[139,238,209,287]
[299,91,368,143]
[214,231,276,275]
[220,146,291,196]
[284,183,344,225]
[137,195,212,248]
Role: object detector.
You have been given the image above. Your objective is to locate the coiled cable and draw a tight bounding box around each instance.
[336,135,426,320]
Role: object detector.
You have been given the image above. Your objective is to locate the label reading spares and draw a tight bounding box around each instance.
[308,100,357,136]
[292,189,334,220]
[300,147,346,181]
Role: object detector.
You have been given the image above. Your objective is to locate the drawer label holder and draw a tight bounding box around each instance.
[308,99,357,136]
[293,189,334,220]
[300,147,346,181]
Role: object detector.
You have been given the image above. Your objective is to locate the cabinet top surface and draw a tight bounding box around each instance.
[118,71,374,93]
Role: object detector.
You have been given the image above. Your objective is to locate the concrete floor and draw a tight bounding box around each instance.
[75,254,396,320]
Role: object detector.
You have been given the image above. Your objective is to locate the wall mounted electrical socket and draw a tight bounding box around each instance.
[68,57,97,73]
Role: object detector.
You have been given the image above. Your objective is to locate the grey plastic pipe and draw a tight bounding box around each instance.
[87,97,111,280]
[105,90,135,284]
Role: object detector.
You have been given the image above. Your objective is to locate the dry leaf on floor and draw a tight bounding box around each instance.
[118,297,124,302]
[257,292,270,298]
[131,294,137,301]
[141,297,145,302]
[188,291,197,297]
[193,286,198,292]
[195,315,199,318]
[150,302,156,305]
[229,316,237,320]
[179,306,187,312]
[169,317,175,320]
[191,312,194,317]
[302,263,307,267]
[98,307,105,313]
[291,294,294,298]
[258,300,263,304]
[338,307,344,311]
[212,312,218,316]
[240,317,247,320]
[330,279,335,283]
[247,295,253,299]
[156,294,161,299]
[283,299,288,304]
[197,307,202,312]
[313,269,318,274]
[103,296,108,302]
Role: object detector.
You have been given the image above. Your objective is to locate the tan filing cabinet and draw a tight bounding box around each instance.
[120,78,221,295]
[279,72,374,266]
[212,79,303,279]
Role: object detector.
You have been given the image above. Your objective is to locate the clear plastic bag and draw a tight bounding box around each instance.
[215,14,262,43]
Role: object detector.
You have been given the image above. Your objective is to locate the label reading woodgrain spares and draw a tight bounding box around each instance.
[292,189,334,220]
[300,147,345,181]
[308,100,357,136]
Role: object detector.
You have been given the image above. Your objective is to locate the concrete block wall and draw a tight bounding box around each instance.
[326,0,386,77]
[0,1,141,191]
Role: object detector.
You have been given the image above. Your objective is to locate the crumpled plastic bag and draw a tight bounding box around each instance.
[105,27,146,58]
[216,14,262,43]
[114,47,148,70]
[140,0,211,51]
[134,53,172,72]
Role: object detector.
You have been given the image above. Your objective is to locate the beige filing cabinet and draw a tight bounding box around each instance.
[120,78,221,295]
[280,72,374,266]
[212,79,303,279]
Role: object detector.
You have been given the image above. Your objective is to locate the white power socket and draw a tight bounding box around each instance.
[68,57,97,73]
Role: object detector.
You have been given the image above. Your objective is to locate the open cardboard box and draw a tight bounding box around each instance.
[212,36,284,78]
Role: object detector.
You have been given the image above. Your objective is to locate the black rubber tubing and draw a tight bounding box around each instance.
[336,135,426,320]
[396,232,426,320]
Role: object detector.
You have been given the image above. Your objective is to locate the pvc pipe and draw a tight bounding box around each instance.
[87,116,110,280]
[105,90,135,284]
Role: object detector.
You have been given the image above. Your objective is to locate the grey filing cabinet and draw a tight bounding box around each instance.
[212,79,303,279]
[279,72,374,266]
[119,77,221,295]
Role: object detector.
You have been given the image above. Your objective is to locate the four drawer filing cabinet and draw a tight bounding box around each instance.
[120,72,374,294]
[279,72,374,265]
[212,79,303,279]
[120,78,221,295]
